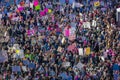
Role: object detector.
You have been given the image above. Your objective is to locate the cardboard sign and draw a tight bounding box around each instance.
[94,1,100,7]
[78,48,83,56]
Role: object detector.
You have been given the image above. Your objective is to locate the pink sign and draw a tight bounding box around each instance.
[65,29,69,37]
[33,1,38,6]
[18,7,24,12]
[44,8,48,13]
[27,29,35,36]
[40,11,45,16]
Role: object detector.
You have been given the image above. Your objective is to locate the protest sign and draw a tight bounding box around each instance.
[85,47,91,55]
[78,48,83,56]
[35,5,40,11]
[13,49,24,59]
[48,9,52,13]
[22,66,27,72]
[101,56,105,61]
[61,37,65,44]
[92,20,96,27]
[16,49,20,54]
[27,29,35,36]
[28,63,35,69]
[12,66,21,72]
[64,29,69,37]
[44,8,48,13]
[62,62,70,67]
[33,0,38,6]
[94,1,100,7]
[76,62,84,70]
[30,2,33,9]
[40,11,45,16]
[0,50,8,63]
[113,63,119,71]
[83,22,91,29]
[0,14,2,19]
[23,60,29,66]
[57,46,62,52]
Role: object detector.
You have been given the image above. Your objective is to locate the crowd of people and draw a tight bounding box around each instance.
[0,0,120,80]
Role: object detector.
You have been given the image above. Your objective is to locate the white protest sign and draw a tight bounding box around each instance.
[83,22,91,29]
[78,48,83,56]
[30,2,33,9]
[76,62,84,70]
[92,20,96,27]
[22,66,27,72]
[0,14,2,19]
[62,62,70,67]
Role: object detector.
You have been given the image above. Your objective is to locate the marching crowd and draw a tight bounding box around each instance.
[0,0,120,80]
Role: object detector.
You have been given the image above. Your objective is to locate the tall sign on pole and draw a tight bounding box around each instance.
[116,8,120,26]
